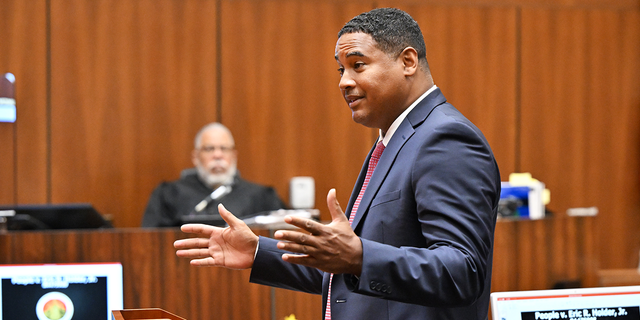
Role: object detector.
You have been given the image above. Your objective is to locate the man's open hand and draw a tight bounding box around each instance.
[274,189,363,275]
[174,204,258,269]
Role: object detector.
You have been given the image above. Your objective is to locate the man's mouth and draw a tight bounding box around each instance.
[345,95,363,108]
[207,162,228,173]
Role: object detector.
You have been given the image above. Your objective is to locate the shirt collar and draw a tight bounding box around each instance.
[379,85,438,146]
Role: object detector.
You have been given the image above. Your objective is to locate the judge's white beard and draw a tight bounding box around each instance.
[195,161,237,189]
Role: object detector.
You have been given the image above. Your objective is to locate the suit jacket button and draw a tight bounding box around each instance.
[370,281,376,290]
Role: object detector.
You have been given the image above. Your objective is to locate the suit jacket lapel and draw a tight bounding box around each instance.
[349,88,447,230]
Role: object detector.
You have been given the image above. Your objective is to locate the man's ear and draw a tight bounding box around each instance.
[191,149,199,167]
[400,47,419,76]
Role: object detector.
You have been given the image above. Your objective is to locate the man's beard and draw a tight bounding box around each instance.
[195,160,237,189]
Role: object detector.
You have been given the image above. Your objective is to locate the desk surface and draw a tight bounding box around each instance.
[598,268,640,287]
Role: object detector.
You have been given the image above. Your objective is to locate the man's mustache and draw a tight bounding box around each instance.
[206,160,229,171]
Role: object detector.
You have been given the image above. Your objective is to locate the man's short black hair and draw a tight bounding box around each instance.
[338,8,428,66]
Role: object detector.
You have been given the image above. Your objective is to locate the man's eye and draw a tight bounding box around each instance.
[354,62,364,69]
[337,68,344,76]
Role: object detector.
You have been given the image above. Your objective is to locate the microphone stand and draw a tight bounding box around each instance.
[189,185,232,216]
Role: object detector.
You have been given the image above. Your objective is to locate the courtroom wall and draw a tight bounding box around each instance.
[0,0,639,269]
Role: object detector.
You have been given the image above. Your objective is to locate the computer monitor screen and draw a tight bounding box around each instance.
[0,263,123,320]
[0,98,15,123]
[0,203,113,230]
[0,73,16,123]
[491,285,640,320]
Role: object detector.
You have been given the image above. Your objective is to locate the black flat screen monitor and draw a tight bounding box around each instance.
[0,262,123,320]
[0,203,112,231]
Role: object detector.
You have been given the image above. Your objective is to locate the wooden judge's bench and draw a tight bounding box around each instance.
[0,216,597,320]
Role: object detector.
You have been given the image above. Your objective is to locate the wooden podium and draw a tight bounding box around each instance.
[112,308,186,320]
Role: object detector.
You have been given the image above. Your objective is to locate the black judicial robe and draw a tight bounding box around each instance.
[141,172,286,227]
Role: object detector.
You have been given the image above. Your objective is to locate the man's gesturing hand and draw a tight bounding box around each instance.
[174,203,258,269]
[274,189,363,276]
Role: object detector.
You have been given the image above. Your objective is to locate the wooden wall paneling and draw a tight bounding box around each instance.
[548,217,580,287]
[548,216,598,288]
[520,7,640,269]
[220,0,377,219]
[0,0,48,205]
[275,288,323,320]
[514,219,537,289]
[607,9,640,270]
[188,262,218,320]
[382,2,519,179]
[491,219,517,292]
[229,270,272,320]
[82,230,121,261]
[577,216,598,287]
[563,217,580,280]
[533,218,550,288]
[120,231,164,308]
[549,213,568,285]
[517,0,640,9]
[0,232,13,263]
[0,229,276,320]
[119,229,270,320]
[6,232,52,263]
[49,0,219,228]
[0,220,595,319]
[374,0,640,9]
[491,216,596,292]
[185,261,271,320]
[181,230,271,320]
[153,231,190,316]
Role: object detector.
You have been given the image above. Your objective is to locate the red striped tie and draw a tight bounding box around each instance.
[325,141,385,320]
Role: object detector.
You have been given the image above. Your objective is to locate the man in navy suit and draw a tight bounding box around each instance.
[175,8,500,319]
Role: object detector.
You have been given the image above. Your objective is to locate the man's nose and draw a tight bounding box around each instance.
[211,149,225,157]
[339,71,355,90]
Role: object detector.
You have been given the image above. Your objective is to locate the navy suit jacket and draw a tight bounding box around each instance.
[250,88,501,319]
